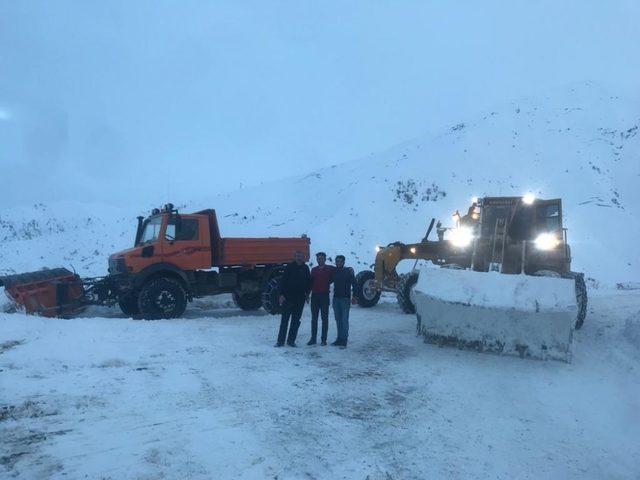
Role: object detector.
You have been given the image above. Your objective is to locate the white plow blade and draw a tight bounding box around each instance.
[411,268,577,362]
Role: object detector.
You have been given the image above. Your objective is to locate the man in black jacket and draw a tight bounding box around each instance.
[275,250,311,347]
[331,254,358,347]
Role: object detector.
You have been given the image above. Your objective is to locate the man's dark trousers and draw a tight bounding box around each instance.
[310,292,330,343]
[277,298,306,345]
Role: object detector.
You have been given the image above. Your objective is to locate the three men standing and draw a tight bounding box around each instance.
[307,252,334,346]
[275,251,358,348]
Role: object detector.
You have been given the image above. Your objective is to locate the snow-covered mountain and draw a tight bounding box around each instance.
[1,82,638,285]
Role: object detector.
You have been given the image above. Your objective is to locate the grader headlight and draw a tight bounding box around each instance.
[449,226,474,248]
[534,233,560,250]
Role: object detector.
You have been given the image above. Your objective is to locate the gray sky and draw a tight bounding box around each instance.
[1,0,639,206]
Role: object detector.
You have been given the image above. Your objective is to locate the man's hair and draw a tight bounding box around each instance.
[335,255,345,262]
[316,252,326,257]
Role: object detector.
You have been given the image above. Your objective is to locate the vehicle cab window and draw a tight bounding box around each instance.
[165,218,199,241]
[139,216,163,244]
[537,203,561,232]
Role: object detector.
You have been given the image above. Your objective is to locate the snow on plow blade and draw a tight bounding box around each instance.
[0,268,85,317]
[411,268,577,362]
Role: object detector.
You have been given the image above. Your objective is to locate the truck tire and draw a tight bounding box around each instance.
[233,291,263,311]
[137,277,187,320]
[397,271,419,314]
[355,270,380,308]
[262,276,282,315]
[564,271,588,329]
[118,292,140,317]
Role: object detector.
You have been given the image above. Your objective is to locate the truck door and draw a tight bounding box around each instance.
[160,215,211,270]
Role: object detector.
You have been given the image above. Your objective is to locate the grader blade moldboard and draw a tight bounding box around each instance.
[411,268,577,362]
[0,268,86,317]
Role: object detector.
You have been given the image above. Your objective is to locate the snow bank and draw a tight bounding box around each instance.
[412,268,577,362]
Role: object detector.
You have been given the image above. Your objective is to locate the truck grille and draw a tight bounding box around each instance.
[108,257,127,274]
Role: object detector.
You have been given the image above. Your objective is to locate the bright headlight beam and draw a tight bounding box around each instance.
[534,233,560,250]
[449,226,473,248]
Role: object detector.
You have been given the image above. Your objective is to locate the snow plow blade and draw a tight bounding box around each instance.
[0,268,86,317]
[411,268,577,362]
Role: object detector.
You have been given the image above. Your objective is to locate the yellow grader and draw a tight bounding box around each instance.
[354,195,587,362]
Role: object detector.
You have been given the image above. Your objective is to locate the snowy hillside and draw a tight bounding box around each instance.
[1,82,638,285]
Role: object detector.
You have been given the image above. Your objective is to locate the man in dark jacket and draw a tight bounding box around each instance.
[275,250,311,347]
[307,252,335,346]
[331,255,358,347]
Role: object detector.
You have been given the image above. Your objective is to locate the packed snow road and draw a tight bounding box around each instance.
[1,291,639,479]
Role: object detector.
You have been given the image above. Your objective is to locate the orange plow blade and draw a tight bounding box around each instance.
[0,268,86,317]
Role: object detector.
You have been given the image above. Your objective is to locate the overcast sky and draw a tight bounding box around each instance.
[1,0,639,206]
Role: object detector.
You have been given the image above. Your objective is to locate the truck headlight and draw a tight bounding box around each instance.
[375,245,382,253]
[534,233,560,250]
[449,226,473,248]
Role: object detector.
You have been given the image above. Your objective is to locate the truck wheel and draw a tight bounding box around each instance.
[233,291,263,311]
[397,271,419,314]
[564,272,588,329]
[118,292,140,317]
[138,277,187,320]
[355,270,380,308]
[262,276,282,315]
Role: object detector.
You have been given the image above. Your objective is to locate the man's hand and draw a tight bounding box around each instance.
[351,296,358,305]
[279,295,285,306]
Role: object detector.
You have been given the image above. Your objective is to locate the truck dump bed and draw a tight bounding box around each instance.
[219,237,310,266]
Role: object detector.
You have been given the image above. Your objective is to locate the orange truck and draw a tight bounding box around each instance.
[1,204,310,319]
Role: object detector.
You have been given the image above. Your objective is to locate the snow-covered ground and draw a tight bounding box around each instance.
[2,291,639,479]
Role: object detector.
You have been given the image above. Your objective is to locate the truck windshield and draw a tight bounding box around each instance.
[140,217,163,244]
